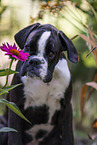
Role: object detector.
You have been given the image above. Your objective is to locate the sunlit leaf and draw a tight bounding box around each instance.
[81,80,97,121]
[0,127,17,132]
[92,118,97,129]
[0,99,31,124]
[86,45,97,65]
[92,49,97,65]
[86,46,97,58]
[87,87,93,101]
[87,73,97,100]
[79,33,97,64]
[0,6,8,15]
[94,74,97,82]
[79,34,96,47]
[86,82,97,90]
[87,26,95,43]
[87,1,97,21]
[80,84,88,120]
[70,34,79,40]
[0,84,22,95]
[0,69,18,77]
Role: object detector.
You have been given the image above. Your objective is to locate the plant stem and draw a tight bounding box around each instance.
[2,59,14,89]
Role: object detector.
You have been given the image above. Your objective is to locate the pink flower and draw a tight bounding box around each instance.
[0,43,30,61]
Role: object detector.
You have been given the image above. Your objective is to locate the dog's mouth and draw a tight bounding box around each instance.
[25,65,41,78]
[20,63,40,78]
[22,69,52,83]
[20,62,53,83]
[27,69,40,78]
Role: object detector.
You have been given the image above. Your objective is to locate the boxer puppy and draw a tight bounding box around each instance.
[0,23,78,145]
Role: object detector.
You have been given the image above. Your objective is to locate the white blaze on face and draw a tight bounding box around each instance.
[38,31,51,56]
[37,31,51,79]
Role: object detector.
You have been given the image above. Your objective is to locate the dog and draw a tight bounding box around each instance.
[0,23,78,145]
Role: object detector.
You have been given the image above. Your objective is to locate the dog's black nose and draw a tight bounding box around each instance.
[29,58,41,66]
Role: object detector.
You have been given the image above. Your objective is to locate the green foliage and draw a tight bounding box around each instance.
[87,0,96,3]
[0,69,18,77]
[0,44,31,132]
[0,6,8,16]
[0,99,31,124]
[70,0,82,4]
[0,84,22,95]
[0,127,17,132]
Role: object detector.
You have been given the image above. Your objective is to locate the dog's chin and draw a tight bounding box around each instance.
[43,76,52,83]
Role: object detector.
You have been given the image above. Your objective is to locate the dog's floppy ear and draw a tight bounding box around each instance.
[58,30,78,63]
[14,23,40,49]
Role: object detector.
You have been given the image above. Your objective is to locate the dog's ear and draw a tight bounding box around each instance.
[14,23,40,49]
[58,30,78,63]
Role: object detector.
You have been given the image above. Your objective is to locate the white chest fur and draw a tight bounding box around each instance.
[21,59,71,122]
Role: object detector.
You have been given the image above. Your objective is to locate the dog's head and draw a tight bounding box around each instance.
[15,23,78,83]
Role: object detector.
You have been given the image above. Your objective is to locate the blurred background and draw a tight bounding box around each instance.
[0,0,97,144]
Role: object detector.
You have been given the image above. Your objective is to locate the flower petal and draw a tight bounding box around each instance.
[13,43,17,50]
[5,52,12,55]
[0,42,30,61]
[0,44,9,52]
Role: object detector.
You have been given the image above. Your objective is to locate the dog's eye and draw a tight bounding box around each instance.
[48,51,55,59]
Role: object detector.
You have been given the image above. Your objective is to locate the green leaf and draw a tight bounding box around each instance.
[0,88,8,94]
[0,69,18,77]
[0,127,17,132]
[0,84,22,95]
[0,99,31,124]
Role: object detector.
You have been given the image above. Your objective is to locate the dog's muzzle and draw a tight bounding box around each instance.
[27,58,41,78]
[20,56,51,83]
